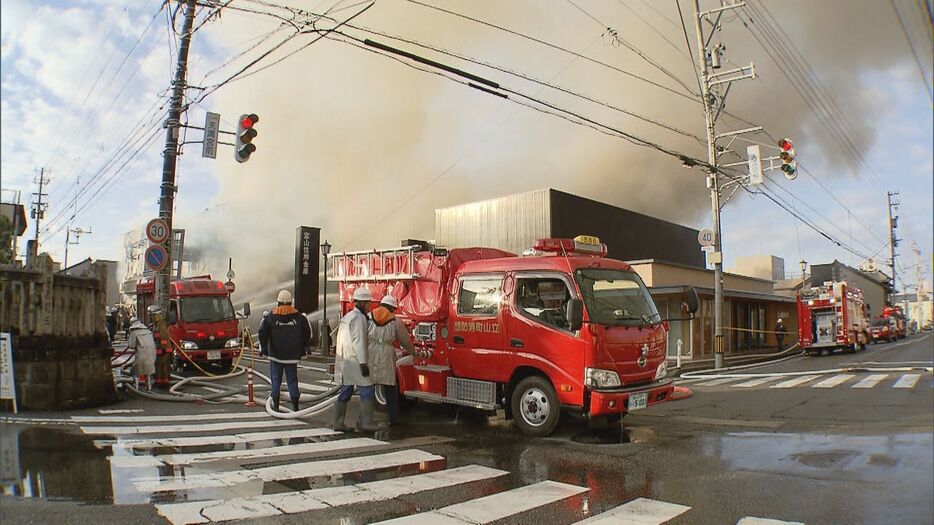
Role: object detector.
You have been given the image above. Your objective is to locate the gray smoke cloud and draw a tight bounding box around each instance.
[176,0,928,303]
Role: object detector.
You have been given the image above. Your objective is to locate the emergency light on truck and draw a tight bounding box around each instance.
[532,235,608,257]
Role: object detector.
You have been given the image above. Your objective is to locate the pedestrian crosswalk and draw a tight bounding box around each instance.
[687,372,933,391]
[74,411,808,525]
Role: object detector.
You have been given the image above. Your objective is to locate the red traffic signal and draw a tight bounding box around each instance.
[778,138,797,179]
[235,113,259,163]
[778,138,793,151]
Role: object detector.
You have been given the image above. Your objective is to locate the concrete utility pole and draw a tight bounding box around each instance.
[156,0,197,314]
[887,191,900,303]
[30,168,50,244]
[63,226,91,270]
[912,241,923,329]
[692,0,756,369]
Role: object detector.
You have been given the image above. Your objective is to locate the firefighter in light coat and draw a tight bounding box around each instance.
[368,295,422,425]
[127,317,156,389]
[333,287,384,432]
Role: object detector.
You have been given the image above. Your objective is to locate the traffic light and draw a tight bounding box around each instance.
[234,113,258,163]
[778,138,797,180]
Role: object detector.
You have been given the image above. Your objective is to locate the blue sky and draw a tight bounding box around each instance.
[1,0,931,296]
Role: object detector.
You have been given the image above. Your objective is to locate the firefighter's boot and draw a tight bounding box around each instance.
[291,398,300,413]
[271,397,280,412]
[332,401,352,432]
[356,398,387,432]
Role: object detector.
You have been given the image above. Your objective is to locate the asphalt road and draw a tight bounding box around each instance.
[1,333,931,525]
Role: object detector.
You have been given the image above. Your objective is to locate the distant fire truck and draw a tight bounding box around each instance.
[869,316,897,343]
[136,276,247,369]
[881,305,907,340]
[330,236,698,437]
[797,281,869,356]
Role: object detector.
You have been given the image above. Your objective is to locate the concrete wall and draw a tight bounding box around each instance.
[629,260,775,295]
[1,250,115,410]
[734,255,786,281]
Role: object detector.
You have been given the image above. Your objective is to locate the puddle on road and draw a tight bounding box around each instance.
[569,425,656,445]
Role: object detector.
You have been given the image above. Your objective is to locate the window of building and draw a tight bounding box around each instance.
[457,277,503,316]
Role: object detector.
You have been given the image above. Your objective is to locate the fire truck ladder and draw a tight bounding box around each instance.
[327,246,419,282]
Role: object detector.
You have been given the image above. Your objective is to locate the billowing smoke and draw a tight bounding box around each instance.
[176,0,927,303]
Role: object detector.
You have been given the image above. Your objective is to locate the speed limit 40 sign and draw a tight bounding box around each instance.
[146,218,170,244]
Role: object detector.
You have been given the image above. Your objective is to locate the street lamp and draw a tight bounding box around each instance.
[321,240,332,353]
[799,259,807,280]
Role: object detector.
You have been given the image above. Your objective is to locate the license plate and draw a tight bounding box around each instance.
[628,392,648,411]
[207,351,221,361]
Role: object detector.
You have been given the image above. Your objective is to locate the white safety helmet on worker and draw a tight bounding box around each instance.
[352,287,372,302]
[277,289,293,304]
[380,295,398,308]
[147,304,161,315]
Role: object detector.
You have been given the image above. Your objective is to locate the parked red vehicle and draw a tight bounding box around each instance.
[869,316,897,343]
[797,281,870,356]
[136,276,249,369]
[881,305,907,339]
[330,236,698,437]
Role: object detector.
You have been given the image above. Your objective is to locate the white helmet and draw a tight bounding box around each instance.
[380,295,398,308]
[277,289,293,304]
[147,304,161,315]
[352,287,372,302]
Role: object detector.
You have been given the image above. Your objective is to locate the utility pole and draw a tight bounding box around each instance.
[63,226,91,269]
[912,241,923,329]
[30,167,50,244]
[156,0,197,314]
[692,0,757,369]
[886,191,900,304]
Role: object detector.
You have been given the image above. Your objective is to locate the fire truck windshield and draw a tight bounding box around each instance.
[179,297,235,323]
[870,318,888,327]
[575,269,659,326]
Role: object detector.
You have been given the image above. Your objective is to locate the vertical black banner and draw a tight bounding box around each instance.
[294,226,321,313]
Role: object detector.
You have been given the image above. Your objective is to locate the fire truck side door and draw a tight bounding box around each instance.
[448,274,506,383]
[797,298,813,347]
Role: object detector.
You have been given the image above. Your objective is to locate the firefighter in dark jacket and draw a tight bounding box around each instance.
[258,290,311,412]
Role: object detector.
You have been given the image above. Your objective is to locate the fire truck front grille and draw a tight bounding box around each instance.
[196,339,226,350]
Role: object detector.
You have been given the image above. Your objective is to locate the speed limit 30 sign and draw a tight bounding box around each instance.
[146,218,170,244]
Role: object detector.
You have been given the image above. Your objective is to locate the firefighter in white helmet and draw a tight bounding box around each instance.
[368,294,423,426]
[258,290,310,412]
[127,316,156,389]
[334,286,384,431]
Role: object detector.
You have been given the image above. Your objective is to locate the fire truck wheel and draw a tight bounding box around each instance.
[511,376,559,437]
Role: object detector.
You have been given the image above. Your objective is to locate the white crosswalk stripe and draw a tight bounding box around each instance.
[770,375,821,388]
[573,497,691,524]
[852,374,888,388]
[373,481,588,524]
[697,377,742,386]
[811,374,855,388]
[734,376,780,388]
[74,412,807,525]
[737,517,804,524]
[893,373,922,389]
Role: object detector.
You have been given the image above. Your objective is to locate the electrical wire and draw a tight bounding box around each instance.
[890,0,934,102]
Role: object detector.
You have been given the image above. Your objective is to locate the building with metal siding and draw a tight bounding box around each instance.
[435,189,705,268]
[809,260,890,318]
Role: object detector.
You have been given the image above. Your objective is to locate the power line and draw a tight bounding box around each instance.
[614,0,693,63]
[890,0,934,102]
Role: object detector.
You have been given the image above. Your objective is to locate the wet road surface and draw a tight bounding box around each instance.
[1,333,931,524]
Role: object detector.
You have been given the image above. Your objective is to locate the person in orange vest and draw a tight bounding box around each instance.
[147,305,172,389]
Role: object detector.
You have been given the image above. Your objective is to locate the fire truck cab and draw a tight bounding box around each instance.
[797,281,869,356]
[881,305,907,340]
[136,276,245,369]
[331,236,697,437]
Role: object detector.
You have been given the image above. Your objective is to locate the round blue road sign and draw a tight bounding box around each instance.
[145,245,169,271]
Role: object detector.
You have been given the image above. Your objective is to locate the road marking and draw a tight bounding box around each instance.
[893,374,921,389]
[770,375,821,389]
[97,409,145,414]
[73,411,268,423]
[852,374,888,389]
[110,437,385,467]
[733,376,780,388]
[156,465,508,525]
[80,418,305,435]
[104,427,339,450]
[811,374,855,388]
[737,517,804,525]
[697,377,742,386]
[373,480,588,524]
[133,449,444,493]
[573,497,691,524]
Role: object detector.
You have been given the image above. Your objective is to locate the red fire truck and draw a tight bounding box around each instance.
[881,305,907,339]
[797,281,870,356]
[136,276,247,369]
[330,236,697,437]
